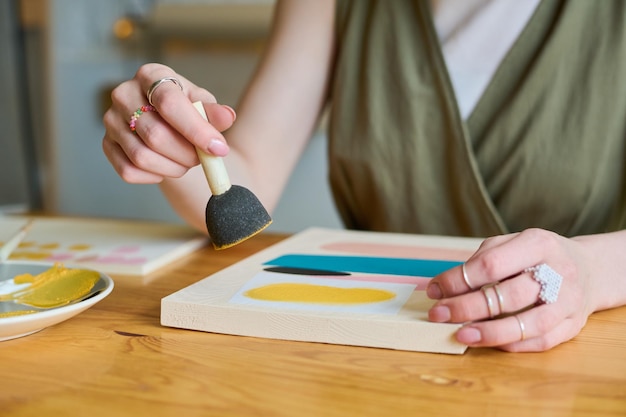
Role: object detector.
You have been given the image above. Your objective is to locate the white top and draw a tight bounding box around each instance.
[431,0,541,119]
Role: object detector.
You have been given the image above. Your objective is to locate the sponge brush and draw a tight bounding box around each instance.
[206,185,272,249]
[192,101,272,249]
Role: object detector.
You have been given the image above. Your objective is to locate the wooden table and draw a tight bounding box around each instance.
[1,233,625,416]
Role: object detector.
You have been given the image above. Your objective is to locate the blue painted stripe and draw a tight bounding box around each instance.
[264,254,461,277]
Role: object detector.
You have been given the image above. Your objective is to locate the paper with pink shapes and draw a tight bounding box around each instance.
[0,216,207,275]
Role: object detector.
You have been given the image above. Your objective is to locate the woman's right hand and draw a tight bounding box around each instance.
[102,63,237,184]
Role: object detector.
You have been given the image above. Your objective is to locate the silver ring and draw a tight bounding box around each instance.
[493,283,505,315]
[515,315,526,341]
[146,77,183,106]
[481,286,495,318]
[462,263,474,290]
[525,263,563,304]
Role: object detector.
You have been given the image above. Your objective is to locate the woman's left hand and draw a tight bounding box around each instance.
[426,228,599,352]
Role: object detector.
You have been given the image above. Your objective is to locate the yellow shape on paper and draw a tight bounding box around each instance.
[39,243,60,250]
[10,251,52,260]
[68,244,92,251]
[2,263,99,309]
[244,283,395,305]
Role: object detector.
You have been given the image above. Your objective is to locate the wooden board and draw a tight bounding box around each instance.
[0,216,207,275]
[161,228,484,354]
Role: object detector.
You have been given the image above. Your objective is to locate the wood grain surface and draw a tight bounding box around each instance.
[1,232,625,417]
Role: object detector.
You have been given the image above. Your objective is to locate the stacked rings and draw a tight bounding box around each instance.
[481,286,496,318]
[493,284,505,313]
[129,105,156,132]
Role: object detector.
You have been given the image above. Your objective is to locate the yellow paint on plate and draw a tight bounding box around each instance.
[1,263,99,309]
[244,283,395,305]
[0,310,38,318]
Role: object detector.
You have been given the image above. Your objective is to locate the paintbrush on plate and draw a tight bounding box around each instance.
[0,219,34,263]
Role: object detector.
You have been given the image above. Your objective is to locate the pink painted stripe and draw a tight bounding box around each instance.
[306,274,431,290]
[321,241,473,261]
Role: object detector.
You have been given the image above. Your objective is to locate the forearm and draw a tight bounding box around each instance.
[159,166,211,234]
[221,0,336,212]
[161,0,337,232]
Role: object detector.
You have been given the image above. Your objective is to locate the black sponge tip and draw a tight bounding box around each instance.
[205,185,272,250]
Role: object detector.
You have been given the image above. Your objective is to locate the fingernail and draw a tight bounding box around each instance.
[208,138,229,156]
[428,305,451,322]
[427,283,443,299]
[456,327,482,344]
[223,104,237,121]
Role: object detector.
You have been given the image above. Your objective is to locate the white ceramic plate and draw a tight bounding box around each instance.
[0,261,114,341]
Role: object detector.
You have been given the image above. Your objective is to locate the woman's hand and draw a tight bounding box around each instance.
[426,228,602,352]
[102,63,237,184]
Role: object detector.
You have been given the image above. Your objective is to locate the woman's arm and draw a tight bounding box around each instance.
[103,0,337,233]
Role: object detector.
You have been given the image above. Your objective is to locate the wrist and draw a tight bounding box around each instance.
[572,231,626,312]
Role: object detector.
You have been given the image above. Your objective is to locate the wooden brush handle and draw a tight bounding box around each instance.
[192,101,232,195]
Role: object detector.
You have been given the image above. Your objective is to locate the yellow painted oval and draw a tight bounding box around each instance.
[244,283,395,305]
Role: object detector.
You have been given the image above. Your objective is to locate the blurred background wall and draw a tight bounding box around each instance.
[1,0,343,233]
[0,0,35,213]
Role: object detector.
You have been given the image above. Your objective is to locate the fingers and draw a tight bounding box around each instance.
[102,137,177,184]
[134,65,233,156]
[428,273,541,322]
[102,63,238,184]
[497,316,585,352]
[103,83,195,181]
[425,228,591,352]
[454,305,584,352]
[428,229,560,299]
[205,103,237,132]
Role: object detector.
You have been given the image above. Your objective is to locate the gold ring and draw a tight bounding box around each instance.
[493,283,505,315]
[146,77,183,106]
[462,263,474,290]
[481,286,495,318]
[515,315,526,341]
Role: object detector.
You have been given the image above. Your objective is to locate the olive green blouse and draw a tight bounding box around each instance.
[328,0,626,237]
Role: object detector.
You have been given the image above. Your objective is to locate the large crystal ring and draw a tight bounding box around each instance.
[525,263,563,304]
